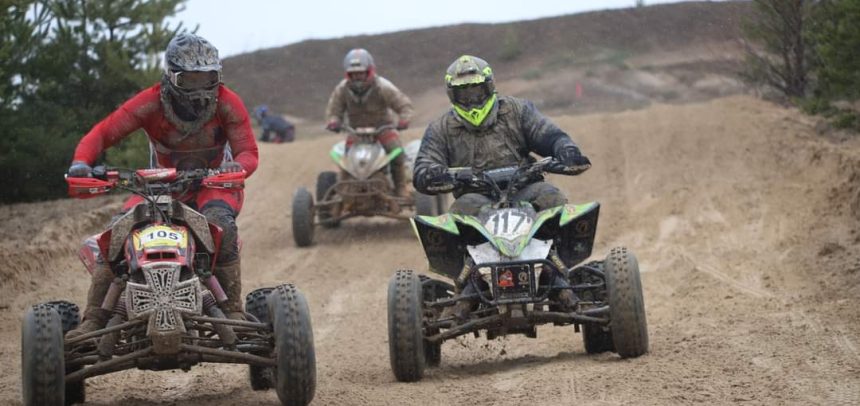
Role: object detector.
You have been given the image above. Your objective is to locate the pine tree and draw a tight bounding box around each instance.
[0,0,188,202]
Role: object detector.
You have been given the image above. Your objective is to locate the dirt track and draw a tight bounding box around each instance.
[2,95,860,405]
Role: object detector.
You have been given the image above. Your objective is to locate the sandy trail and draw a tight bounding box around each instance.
[1,95,859,405]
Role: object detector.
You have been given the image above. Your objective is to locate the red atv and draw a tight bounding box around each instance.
[21,167,315,406]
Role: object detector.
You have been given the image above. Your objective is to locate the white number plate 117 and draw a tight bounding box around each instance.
[484,209,533,239]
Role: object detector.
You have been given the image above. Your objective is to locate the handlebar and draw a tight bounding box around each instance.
[339,124,396,136]
[445,157,586,203]
[67,166,246,199]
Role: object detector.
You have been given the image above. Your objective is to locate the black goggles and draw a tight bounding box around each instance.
[169,70,221,90]
[452,84,491,108]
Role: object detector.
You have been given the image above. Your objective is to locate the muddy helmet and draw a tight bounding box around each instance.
[161,33,222,127]
[343,48,376,95]
[446,55,497,128]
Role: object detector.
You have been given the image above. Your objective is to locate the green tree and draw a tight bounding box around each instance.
[0,0,188,202]
[812,0,860,100]
[741,0,817,98]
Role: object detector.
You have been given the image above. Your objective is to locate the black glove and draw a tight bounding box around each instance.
[424,165,455,193]
[68,161,93,178]
[556,146,591,174]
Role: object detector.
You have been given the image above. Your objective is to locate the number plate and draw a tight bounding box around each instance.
[493,264,534,299]
[484,208,534,239]
[133,225,188,250]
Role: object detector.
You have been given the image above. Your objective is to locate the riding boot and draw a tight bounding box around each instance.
[390,155,409,198]
[215,259,245,320]
[66,264,114,339]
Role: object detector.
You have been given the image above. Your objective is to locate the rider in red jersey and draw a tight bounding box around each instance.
[66,33,259,338]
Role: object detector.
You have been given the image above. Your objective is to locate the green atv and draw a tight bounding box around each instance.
[387,158,648,382]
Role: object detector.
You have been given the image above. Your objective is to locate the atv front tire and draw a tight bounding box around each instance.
[605,247,649,358]
[388,270,426,382]
[22,304,66,406]
[45,301,84,404]
[292,188,315,247]
[269,284,316,406]
[316,171,340,228]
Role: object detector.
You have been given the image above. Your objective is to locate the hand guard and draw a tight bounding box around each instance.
[424,165,455,193]
[68,161,93,178]
[555,146,592,175]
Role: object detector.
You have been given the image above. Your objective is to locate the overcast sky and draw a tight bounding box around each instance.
[173,0,701,57]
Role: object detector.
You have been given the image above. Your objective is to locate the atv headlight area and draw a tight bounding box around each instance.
[467,240,555,304]
[126,262,202,332]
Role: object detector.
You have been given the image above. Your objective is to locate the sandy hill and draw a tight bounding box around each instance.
[224,1,752,124]
[2,96,860,404]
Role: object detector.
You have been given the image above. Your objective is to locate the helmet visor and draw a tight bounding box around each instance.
[451,83,492,110]
[169,70,221,90]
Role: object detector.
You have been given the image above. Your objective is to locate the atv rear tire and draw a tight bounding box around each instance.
[22,304,66,406]
[269,284,316,406]
[246,287,275,391]
[582,323,615,354]
[246,287,275,325]
[316,171,340,229]
[605,247,649,358]
[292,188,315,247]
[414,192,436,216]
[424,328,441,367]
[388,270,426,382]
[46,301,80,334]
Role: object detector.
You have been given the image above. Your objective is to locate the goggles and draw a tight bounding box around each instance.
[347,71,369,81]
[451,83,492,109]
[168,70,221,90]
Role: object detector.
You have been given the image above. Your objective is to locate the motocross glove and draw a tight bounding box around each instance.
[68,161,93,178]
[219,161,244,173]
[424,165,456,193]
[396,120,410,130]
[325,120,342,133]
[556,146,592,174]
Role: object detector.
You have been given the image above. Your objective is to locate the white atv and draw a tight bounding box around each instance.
[291,125,446,247]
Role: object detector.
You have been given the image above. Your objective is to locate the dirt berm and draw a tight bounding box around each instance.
[1,95,859,405]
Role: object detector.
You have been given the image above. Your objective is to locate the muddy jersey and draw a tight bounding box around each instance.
[324,76,413,127]
[73,83,259,176]
[413,96,577,194]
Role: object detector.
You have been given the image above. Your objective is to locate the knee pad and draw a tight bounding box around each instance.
[201,202,239,263]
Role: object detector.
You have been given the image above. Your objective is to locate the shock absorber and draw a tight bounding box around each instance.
[550,251,569,278]
[455,258,475,290]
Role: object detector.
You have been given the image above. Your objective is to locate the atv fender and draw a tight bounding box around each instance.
[412,215,464,279]
[556,202,600,267]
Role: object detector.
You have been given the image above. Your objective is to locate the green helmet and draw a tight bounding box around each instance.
[445,55,497,127]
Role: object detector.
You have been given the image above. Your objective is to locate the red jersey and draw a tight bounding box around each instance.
[73,84,259,176]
